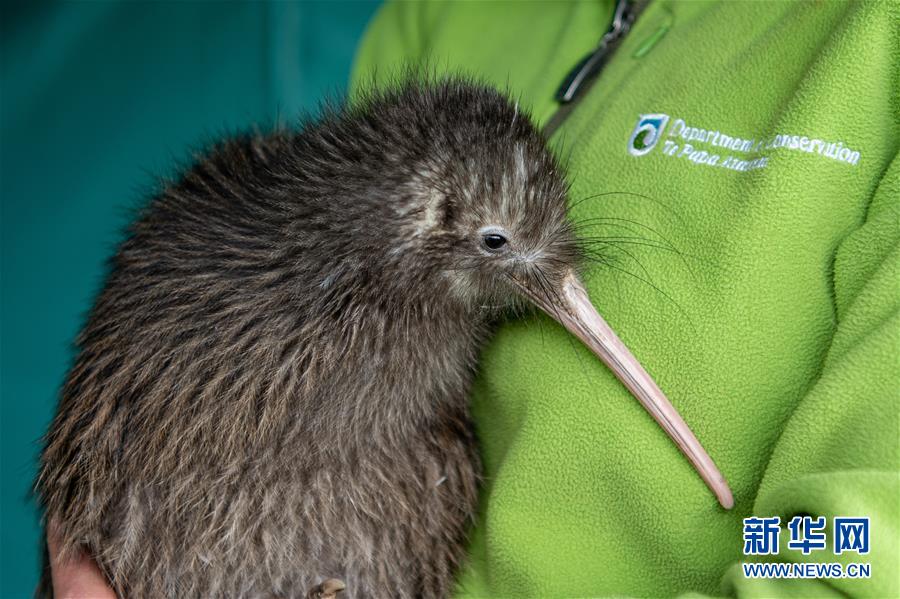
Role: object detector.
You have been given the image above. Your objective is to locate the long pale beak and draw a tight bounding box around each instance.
[523,271,734,509]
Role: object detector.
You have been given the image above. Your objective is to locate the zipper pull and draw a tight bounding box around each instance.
[555,0,635,104]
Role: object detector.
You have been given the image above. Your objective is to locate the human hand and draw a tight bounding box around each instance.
[47,521,116,599]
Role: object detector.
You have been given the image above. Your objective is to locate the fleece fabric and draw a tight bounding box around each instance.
[351,1,899,597]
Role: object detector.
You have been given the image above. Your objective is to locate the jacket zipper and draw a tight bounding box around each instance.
[543,0,645,137]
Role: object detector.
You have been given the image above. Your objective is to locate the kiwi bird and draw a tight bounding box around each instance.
[37,79,731,598]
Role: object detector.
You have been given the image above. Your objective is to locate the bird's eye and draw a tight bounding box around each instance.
[482,233,508,251]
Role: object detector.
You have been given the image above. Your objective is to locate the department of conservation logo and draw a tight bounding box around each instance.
[628,113,670,156]
[625,111,861,172]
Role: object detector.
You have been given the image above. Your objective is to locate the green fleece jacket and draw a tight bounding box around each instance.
[351,1,899,597]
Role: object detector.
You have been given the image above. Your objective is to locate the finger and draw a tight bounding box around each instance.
[47,520,117,599]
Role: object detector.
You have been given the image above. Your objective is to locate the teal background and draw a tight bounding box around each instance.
[0,2,379,595]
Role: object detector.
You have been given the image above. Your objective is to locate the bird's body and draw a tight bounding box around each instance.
[38,78,733,599]
[38,80,570,598]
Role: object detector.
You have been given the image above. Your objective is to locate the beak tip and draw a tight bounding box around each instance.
[717,486,734,510]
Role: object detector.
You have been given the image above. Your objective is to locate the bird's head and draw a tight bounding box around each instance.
[372,81,580,315]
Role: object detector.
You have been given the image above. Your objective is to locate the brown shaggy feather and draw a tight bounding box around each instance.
[37,78,578,598]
